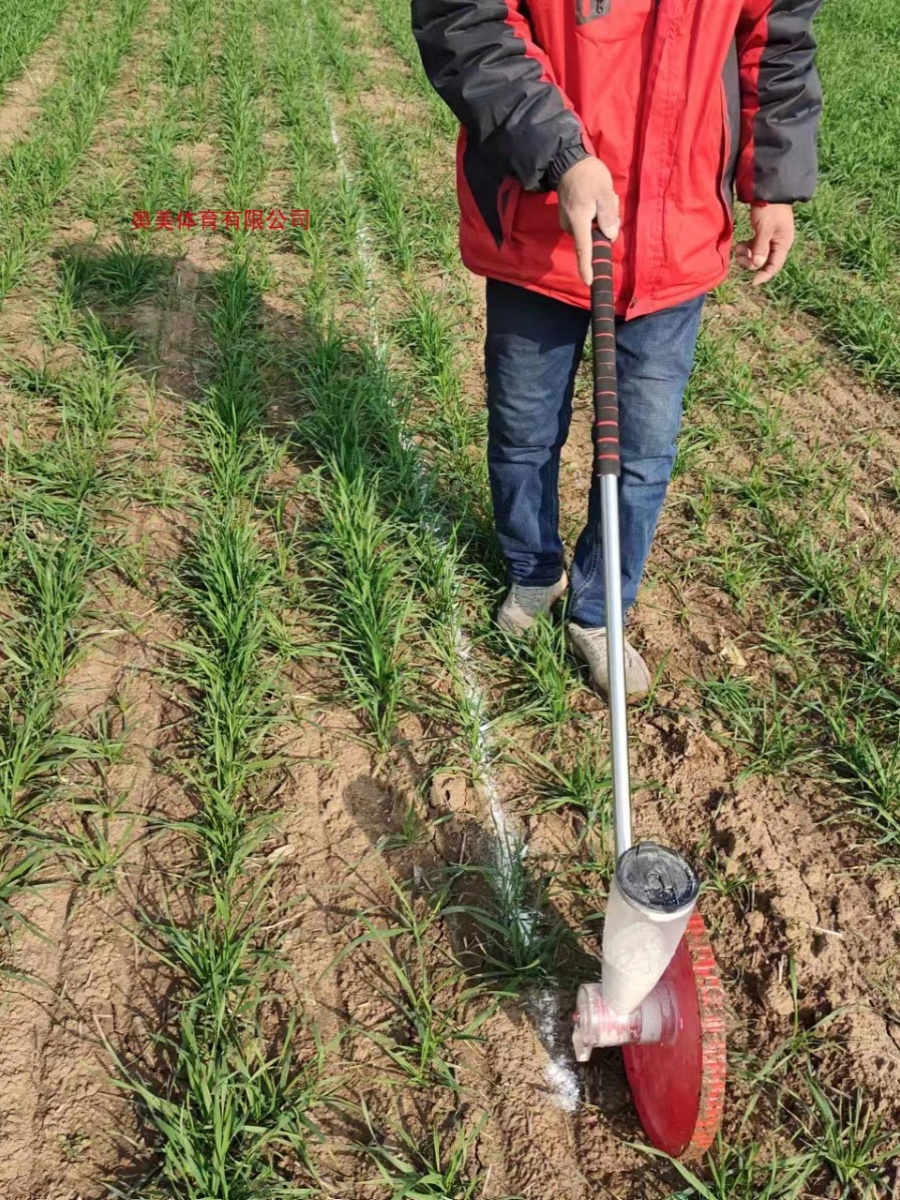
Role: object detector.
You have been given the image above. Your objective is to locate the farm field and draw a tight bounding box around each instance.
[0,0,898,1197]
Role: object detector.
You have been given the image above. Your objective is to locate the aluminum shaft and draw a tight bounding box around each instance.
[601,472,632,859]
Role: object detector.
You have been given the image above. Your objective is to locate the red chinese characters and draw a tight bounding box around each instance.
[130,208,311,232]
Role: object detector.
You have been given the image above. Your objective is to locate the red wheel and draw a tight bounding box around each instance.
[622,909,727,1158]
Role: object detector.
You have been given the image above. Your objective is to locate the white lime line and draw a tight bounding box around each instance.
[324,107,387,358]
[531,987,581,1113]
[452,631,535,934]
[308,10,580,1113]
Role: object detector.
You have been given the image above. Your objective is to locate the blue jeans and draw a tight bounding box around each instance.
[484,279,705,628]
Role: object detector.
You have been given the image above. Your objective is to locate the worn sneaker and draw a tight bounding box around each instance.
[497,572,568,635]
[566,622,652,703]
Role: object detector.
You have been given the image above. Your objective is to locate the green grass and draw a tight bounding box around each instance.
[0,0,71,94]
[261,2,593,1183]
[311,471,417,747]
[651,1139,815,1200]
[169,490,285,878]
[109,883,331,1200]
[645,1070,899,1200]
[0,306,137,830]
[0,0,149,298]
[672,310,900,854]
[362,1114,519,1200]
[751,0,900,386]
[517,735,613,836]
[497,615,585,732]
[112,1013,325,1200]
[800,1075,900,1198]
[332,877,495,1092]
[264,0,502,767]
[152,0,217,155]
[0,844,50,952]
[76,1,335,1192]
[0,27,195,953]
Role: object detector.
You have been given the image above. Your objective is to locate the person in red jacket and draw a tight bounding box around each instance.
[412,0,823,701]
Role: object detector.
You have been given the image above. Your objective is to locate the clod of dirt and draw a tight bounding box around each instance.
[762,973,797,1017]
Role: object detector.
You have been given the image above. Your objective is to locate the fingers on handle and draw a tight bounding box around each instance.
[596,193,620,242]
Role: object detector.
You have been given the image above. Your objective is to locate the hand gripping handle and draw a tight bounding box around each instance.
[591,225,619,478]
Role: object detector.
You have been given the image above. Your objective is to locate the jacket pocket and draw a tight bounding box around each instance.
[497,176,522,252]
[574,0,654,43]
[461,134,520,250]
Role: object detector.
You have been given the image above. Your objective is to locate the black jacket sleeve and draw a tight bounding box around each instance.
[411,0,592,191]
[736,0,824,204]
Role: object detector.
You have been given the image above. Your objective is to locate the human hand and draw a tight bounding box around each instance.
[735,203,795,286]
[557,156,620,287]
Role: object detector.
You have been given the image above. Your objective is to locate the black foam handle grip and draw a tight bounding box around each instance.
[591,225,619,477]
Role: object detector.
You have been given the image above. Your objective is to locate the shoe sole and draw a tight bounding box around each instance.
[585,677,648,705]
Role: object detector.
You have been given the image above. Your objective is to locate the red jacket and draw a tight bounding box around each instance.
[412,0,823,317]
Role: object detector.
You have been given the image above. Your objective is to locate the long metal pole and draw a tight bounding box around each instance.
[590,226,633,860]
[601,473,632,859]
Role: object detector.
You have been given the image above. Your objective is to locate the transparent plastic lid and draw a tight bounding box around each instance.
[616,842,699,916]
